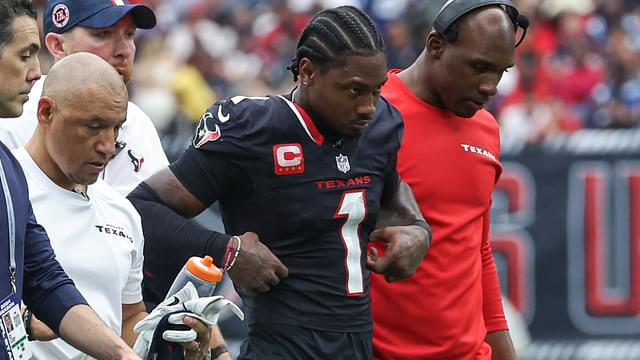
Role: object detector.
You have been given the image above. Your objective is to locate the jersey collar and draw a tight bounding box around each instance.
[278,95,325,145]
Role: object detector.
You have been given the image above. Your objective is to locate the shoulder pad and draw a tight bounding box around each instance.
[192,96,271,150]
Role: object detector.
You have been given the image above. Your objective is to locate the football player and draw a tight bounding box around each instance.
[129,6,430,359]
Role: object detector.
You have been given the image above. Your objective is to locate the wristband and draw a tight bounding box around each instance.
[222,239,234,269]
[414,219,432,240]
[222,236,241,273]
[210,344,229,358]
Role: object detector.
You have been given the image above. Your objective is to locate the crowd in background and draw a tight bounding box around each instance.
[36,0,640,156]
[496,0,640,144]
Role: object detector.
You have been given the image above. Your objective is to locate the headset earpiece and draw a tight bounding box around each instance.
[433,0,529,47]
[443,23,458,42]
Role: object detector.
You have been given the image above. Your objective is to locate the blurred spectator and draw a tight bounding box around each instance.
[385,19,419,69]
[124,0,640,149]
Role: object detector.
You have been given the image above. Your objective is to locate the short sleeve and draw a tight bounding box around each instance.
[170,96,274,206]
[121,208,144,304]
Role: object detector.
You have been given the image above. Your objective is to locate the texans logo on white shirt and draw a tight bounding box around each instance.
[94,224,133,243]
[127,149,144,172]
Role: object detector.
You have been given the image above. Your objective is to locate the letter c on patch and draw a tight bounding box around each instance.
[276,145,302,167]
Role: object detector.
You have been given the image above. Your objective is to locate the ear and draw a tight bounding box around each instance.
[297,57,316,86]
[44,33,66,61]
[426,31,446,60]
[37,97,54,128]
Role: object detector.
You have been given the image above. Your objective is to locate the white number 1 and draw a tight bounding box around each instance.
[334,190,367,295]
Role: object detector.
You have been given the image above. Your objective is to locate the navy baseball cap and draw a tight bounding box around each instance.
[44,0,156,35]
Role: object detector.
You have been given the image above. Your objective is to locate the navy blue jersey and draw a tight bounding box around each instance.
[171,94,403,332]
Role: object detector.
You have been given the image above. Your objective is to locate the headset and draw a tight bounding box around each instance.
[433,0,530,47]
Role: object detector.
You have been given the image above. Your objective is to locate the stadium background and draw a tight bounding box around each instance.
[35,0,640,359]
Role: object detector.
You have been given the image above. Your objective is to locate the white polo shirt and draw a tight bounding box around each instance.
[0,76,169,196]
[13,147,144,360]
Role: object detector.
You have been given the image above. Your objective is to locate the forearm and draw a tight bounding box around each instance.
[480,211,513,358]
[209,325,225,348]
[121,307,148,347]
[127,182,230,265]
[480,212,508,331]
[59,304,138,360]
[367,182,431,282]
[376,181,427,227]
[482,255,509,331]
[486,330,516,360]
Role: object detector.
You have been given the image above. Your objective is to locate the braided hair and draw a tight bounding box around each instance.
[287,6,386,81]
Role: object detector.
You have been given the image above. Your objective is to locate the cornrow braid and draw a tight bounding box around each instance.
[287,5,385,82]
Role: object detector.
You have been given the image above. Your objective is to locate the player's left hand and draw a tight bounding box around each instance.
[180,315,211,360]
[367,225,430,282]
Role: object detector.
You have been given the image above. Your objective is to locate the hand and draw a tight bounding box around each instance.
[486,330,517,360]
[227,232,288,292]
[133,286,243,359]
[367,225,430,282]
[29,313,58,341]
[181,316,211,360]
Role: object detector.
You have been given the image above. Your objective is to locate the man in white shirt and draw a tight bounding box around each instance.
[0,0,168,196]
[0,2,142,359]
[14,52,211,360]
[7,1,231,356]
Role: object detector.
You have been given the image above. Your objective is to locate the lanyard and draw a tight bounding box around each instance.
[0,159,16,293]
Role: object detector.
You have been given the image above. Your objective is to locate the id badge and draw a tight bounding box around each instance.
[0,293,32,360]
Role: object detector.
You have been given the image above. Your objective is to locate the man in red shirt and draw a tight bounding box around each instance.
[370,2,527,359]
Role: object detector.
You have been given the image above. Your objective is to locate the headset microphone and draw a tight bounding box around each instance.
[514,14,529,47]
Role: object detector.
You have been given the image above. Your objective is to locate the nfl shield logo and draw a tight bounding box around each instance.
[335,154,350,174]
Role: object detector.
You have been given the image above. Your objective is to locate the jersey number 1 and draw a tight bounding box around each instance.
[334,190,367,295]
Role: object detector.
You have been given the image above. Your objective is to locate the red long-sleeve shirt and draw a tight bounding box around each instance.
[370,70,508,360]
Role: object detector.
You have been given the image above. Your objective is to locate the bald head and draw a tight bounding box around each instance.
[456,6,515,46]
[28,51,129,190]
[42,52,127,104]
[409,5,517,118]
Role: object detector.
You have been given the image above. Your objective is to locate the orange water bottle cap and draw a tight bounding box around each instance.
[185,256,223,282]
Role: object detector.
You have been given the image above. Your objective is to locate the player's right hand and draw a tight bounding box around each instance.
[367,225,430,282]
[227,232,288,292]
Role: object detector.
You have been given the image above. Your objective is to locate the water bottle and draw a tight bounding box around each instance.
[165,255,223,299]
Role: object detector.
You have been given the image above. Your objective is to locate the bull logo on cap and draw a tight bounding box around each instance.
[52,4,69,28]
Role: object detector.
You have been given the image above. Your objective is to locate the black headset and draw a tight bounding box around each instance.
[433,0,530,47]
